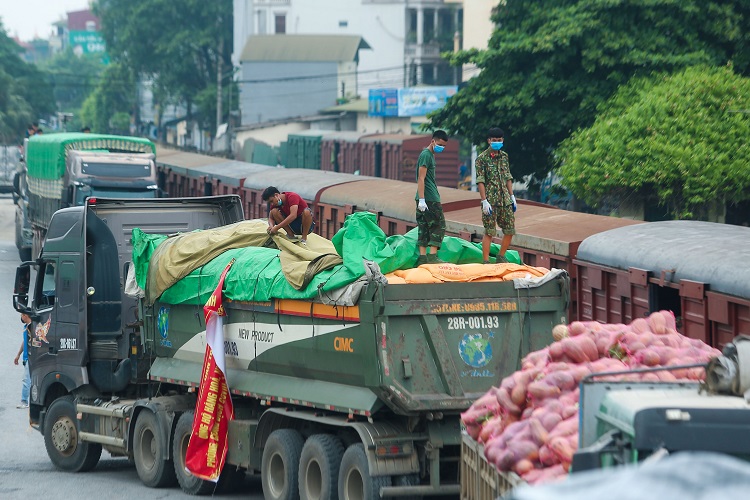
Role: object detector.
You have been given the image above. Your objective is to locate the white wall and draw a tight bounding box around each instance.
[356,113,412,135]
[235,122,309,148]
[232,0,254,67]
[233,0,408,96]
[462,0,495,81]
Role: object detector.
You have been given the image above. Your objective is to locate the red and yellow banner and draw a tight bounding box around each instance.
[186,260,235,481]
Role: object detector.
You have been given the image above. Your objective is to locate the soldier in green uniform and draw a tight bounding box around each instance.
[476,127,517,264]
[415,129,449,266]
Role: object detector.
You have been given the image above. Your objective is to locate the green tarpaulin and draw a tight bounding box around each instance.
[25,132,155,180]
[132,211,520,305]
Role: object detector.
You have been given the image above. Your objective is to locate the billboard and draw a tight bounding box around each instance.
[69,30,106,55]
[368,89,399,117]
[368,86,458,117]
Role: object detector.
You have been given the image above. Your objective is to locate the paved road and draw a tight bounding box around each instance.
[0,195,264,499]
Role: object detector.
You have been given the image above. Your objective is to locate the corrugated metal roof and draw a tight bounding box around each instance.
[576,221,750,298]
[243,169,377,200]
[445,204,644,257]
[241,35,370,62]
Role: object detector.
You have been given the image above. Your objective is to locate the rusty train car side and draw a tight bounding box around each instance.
[153,145,750,347]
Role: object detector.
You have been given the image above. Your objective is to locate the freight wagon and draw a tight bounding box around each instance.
[248,131,462,188]
[574,221,750,348]
[151,145,750,347]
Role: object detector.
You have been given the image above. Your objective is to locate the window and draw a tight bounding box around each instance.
[275,14,286,34]
[38,261,56,309]
[339,20,348,28]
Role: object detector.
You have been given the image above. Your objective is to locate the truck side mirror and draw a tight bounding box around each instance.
[13,264,32,314]
[14,264,30,292]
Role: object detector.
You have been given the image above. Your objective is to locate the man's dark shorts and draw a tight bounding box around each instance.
[288,208,315,234]
[416,201,445,248]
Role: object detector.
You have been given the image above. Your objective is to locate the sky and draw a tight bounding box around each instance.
[0,0,92,42]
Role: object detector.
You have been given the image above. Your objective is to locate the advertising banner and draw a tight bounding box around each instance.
[185,260,235,481]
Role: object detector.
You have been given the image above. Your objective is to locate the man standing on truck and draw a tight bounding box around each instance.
[263,186,316,244]
[476,127,516,264]
[415,129,449,266]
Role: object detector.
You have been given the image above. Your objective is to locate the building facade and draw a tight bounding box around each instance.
[239,34,369,126]
[232,0,463,93]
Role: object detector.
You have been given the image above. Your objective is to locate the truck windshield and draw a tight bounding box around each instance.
[81,162,152,178]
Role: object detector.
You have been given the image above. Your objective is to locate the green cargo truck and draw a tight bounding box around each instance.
[21,132,158,258]
[12,195,569,499]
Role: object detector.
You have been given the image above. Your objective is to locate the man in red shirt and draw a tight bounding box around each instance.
[262,186,315,244]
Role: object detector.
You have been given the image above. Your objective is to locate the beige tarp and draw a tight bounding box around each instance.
[145,219,342,302]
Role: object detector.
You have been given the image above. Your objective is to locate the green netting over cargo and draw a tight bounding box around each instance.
[25,132,156,180]
[132,211,520,305]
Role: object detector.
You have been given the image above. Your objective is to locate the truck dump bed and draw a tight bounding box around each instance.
[147,272,569,417]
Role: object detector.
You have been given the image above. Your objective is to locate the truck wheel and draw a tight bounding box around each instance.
[133,410,176,488]
[43,395,102,472]
[18,247,31,262]
[338,444,392,500]
[299,434,344,500]
[172,411,216,495]
[261,429,304,500]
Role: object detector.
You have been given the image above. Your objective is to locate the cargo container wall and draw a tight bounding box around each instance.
[575,221,750,349]
[320,138,337,172]
[400,135,459,188]
[287,131,325,169]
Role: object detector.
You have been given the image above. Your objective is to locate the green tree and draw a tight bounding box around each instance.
[79,62,136,133]
[94,0,233,131]
[40,49,106,121]
[0,21,55,141]
[429,0,750,189]
[556,65,750,220]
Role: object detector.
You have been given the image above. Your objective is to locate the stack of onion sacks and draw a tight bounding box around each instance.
[461,310,720,485]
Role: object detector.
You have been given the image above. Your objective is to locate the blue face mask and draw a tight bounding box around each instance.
[490,141,503,151]
[434,144,445,153]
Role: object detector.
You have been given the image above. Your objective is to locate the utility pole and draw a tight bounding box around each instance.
[216,20,223,136]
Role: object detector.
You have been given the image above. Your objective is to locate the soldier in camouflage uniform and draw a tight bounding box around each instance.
[476,127,517,264]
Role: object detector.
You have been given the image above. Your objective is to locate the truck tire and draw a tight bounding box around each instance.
[133,410,177,488]
[338,443,392,500]
[261,429,304,500]
[172,411,217,495]
[18,246,31,262]
[43,395,102,472]
[299,434,344,500]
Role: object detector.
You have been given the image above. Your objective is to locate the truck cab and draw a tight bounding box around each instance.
[64,151,160,205]
[12,196,244,431]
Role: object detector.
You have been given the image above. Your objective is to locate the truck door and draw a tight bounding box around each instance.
[28,260,58,382]
[29,258,87,391]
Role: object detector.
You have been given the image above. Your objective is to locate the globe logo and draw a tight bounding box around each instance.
[157,307,169,339]
[459,333,493,368]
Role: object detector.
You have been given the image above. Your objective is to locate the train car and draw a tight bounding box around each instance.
[286,129,325,169]
[319,131,373,174]
[574,221,750,348]
[358,133,460,188]
[153,145,642,322]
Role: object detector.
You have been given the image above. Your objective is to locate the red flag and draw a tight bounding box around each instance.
[185,260,235,481]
